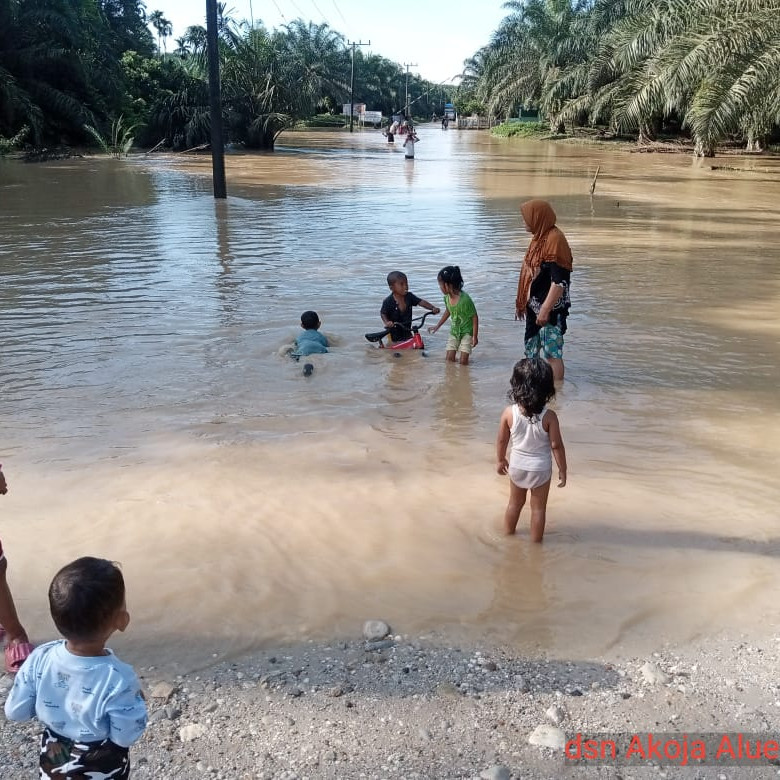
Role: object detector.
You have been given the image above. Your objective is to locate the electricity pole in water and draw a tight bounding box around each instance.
[348,40,370,132]
[404,63,418,122]
[206,0,226,198]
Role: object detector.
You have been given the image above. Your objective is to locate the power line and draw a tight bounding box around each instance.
[270,0,288,23]
[309,0,329,23]
[287,0,306,20]
[331,0,349,29]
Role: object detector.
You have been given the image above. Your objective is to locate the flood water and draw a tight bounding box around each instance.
[1,128,779,673]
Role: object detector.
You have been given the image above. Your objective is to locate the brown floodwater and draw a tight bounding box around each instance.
[1,128,779,674]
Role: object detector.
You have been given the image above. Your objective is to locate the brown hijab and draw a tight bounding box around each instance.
[516,200,573,315]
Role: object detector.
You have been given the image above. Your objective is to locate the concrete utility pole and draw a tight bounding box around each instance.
[404,63,418,121]
[348,40,370,132]
[206,0,226,198]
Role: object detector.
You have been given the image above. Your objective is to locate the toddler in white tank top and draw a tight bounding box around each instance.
[496,359,567,542]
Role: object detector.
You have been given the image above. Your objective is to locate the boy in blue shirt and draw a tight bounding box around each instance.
[292,310,329,357]
[5,557,147,779]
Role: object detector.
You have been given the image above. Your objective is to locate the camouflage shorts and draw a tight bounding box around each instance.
[40,726,130,779]
[524,324,564,360]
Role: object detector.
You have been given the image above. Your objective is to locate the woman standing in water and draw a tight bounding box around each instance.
[516,200,573,381]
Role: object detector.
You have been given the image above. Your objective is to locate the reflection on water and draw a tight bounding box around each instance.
[1,129,779,672]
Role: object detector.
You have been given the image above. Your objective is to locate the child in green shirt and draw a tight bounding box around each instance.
[428,266,479,365]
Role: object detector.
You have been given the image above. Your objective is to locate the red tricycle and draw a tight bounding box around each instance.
[365,311,434,350]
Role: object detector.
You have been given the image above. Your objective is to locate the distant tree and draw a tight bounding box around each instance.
[149,10,173,54]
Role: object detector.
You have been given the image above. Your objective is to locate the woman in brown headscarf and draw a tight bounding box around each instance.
[516,200,573,381]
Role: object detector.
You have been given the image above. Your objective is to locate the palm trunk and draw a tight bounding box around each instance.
[245,127,277,151]
[746,130,764,152]
[694,137,715,157]
[637,120,655,145]
[549,117,565,134]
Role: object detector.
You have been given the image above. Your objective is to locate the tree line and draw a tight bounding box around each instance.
[459,0,780,156]
[0,0,450,153]
[4,0,776,157]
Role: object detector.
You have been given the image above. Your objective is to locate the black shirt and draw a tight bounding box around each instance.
[381,291,421,341]
[525,262,571,339]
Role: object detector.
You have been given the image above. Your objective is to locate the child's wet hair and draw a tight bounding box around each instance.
[301,310,320,330]
[49,557,125,641]
[386,271,407,287]
[437,265,464,291]
[508,358,555,417]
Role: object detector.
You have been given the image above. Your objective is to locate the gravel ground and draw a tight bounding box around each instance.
[2,625,780,780]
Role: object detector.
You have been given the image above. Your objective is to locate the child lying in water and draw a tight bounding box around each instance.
[292,311,328,357]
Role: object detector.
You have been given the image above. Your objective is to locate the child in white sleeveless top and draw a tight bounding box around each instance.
[496,358,567,542]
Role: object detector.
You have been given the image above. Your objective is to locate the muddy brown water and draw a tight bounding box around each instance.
[1,128,779,674]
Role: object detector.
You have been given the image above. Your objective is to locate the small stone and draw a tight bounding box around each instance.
[641,662,672,685]
[545,705,565,726]
[528,724,566,750]
[436,682,461,698]
[363,620,391,641]
[480,766,511,780]
[514,675,530,693]
[149,682,176,701]
[164,705,182,720]
[179,723,206,743]
[148,709,168,724]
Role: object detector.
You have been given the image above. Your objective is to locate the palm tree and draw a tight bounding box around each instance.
[461,0,591,131]
[0,0,90,144]
[149,10,173,55]
[592,0,780,155]
[221,20,349,149]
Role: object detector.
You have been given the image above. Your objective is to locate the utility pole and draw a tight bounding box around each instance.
[404,63,418,122]
[348,40,370,132]
[206,0,226,198]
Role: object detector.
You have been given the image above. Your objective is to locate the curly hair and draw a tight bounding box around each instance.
[508,358,555,418]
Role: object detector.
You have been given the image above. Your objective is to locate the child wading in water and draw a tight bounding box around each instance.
[380,271,439,342]
[5,557,147,779]
[403,127,419,159]
[428,265,479,365]
[496,358,567,542]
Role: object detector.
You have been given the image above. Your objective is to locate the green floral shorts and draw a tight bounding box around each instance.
[524,324,564,360]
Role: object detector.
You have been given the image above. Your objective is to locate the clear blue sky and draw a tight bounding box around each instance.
[146,0,508,84]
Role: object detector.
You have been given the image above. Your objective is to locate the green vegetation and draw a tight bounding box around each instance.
[299,115,348,128]
[6,0,773,157]
[0,126,29,155]
[460,0,780,156]
[0,1,452,154]
[84,117,137,158]
[491,121,549,138]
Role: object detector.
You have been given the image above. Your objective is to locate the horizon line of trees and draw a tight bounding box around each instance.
[0,0,453,153]
[4,0,777,157]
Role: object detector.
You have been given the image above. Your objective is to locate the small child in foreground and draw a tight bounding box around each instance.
[495,358,567,542]
[292,310,329,357]
[5,556,147,779]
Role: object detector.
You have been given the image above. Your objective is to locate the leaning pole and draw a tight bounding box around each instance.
[206,0,227,198]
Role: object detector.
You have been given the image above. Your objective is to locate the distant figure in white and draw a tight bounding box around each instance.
[403,127,419,159]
